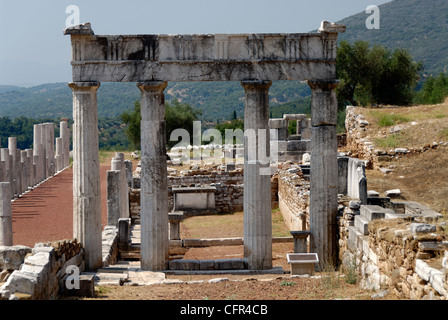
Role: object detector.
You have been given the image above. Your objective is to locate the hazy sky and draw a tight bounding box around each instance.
[0,0,391,86]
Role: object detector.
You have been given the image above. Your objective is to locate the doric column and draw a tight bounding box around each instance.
[0,182,13,246]
[137,81,169,271]
[241,80,272,270]
[8,137,19,197]
[45,123,55,177]
[26,149,34,187]
[0,149,13,199]
[55,137,63,172]
[68,81,102,270]
[40,124,47,179]
[60,119,70,168]
[20,150,28,194]
[33,124,43,182]
[111,152,129,219]
[106,170,121,226]
[307,79,339,271]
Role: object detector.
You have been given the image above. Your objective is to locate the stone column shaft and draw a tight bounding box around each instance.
[106,170,121,226]
[0,182,13,246]
[56,137,63,172]
[111,153,129,219]
[20,150,28,193]
[69,81,102,270]
[308,79,339,271]
[8,138,18,196]
[26,149,34,187]
[60,120,70,168]
[40,124,47,179]
[33,124,43,182]
[242,80,272,270]
[138,81,169,271]
[1,149,12,199]
[45,123,55,177]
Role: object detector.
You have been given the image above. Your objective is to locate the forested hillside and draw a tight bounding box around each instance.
[338,0,448,76]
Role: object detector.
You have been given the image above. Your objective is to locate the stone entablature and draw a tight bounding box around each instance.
[65,23,342,83]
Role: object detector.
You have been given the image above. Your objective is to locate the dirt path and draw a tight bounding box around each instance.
[11,165,110,248]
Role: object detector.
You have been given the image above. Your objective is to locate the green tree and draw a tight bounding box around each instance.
[120,99,202,150]
[336,40,422,109]
[120,101,142,150]
[415,73,448,104]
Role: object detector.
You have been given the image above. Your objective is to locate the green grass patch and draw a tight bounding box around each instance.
[374,134,407,149]
[367,110,411,127]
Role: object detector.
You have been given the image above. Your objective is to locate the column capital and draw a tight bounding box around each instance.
[137,81,168,92]
[241,80,272,91]
[68,81,100,91]
[307,79,339,91]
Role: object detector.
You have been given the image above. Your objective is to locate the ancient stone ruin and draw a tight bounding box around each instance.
[63,21,346,272]
[1,21,446,300]
[0,120,71,246]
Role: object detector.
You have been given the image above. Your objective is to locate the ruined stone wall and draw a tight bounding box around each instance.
[277,166,310,231]
[339,207,448,300]
[344,106,443,169]
[0,239,84,300]
[132,169,244,219]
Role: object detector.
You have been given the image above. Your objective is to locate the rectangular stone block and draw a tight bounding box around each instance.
[354,215,369,235]
[168,259,200,270]
[214,259,245,270]
[268,119,287,129]
[199,260,215,270]
[62,274,95,298]
[360,205,387,221]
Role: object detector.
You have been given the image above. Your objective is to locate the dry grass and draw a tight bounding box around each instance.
[180,209,291,239]
[366,146,448,213]
[352,102,448,213]
[357,102,448,149]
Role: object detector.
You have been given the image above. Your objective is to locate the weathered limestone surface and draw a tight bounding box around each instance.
[64,23,343,83]
[60,119,70,169]
[308,80,339,270]
[69,81,102,270]
[138,81,169,271]
[64,22,346,271]
[106,170,121,227]
[242,80,272,270]
[0,183,13,246]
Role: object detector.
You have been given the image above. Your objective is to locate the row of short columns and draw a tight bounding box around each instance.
[0,120,71,246]
[0,121,70,201]
[69,79,339,271]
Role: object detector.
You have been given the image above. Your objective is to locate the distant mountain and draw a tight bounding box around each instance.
[2,0,446,122]
[0,81,311,121]
[338,0,448,75]
[0,85,21,94]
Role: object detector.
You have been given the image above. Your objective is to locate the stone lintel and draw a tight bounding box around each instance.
[172,187,217,194]
[66,23,343,82]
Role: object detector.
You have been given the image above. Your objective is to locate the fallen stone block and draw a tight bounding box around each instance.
[62,274,95,298]
[410,223,437,235]
[354,215,369,235]
[360,205,388,221]
[385,189,401,197]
